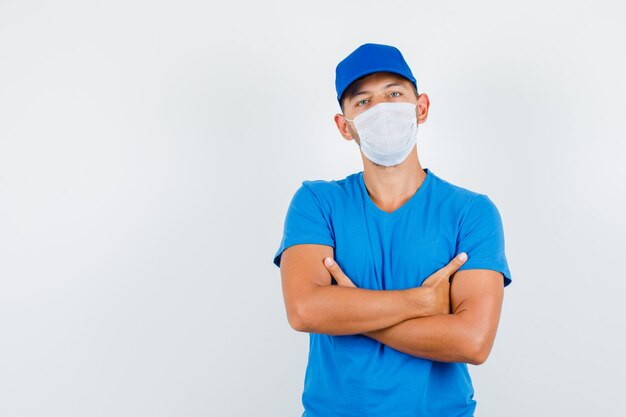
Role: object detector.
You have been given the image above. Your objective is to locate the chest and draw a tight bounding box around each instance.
[332,206,459,290]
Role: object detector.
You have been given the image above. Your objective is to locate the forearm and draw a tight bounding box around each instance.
[363,312,493,365]
[293,285,433,336]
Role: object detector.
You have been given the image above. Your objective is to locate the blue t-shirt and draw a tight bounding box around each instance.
[273,168,511,417]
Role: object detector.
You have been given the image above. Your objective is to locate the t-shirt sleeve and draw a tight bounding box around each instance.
[455,194,512,287]
[272,182,335,268]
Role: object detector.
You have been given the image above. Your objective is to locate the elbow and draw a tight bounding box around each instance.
[463,334,494,366]
[465,350,489,366]
[286,301,314,333]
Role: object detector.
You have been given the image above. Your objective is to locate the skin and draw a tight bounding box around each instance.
[334,72,431,211]
[280,244,466,335]
[279,72,505,365]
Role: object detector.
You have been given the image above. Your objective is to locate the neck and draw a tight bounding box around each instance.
[361,147,427,213]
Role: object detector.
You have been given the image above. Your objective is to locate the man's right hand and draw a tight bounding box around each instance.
[412,252,468,316]
[280,244,469,335]
[324,251,469,318]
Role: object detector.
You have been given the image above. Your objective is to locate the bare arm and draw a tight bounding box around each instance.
[279,244,457,335]
[362,269,504,365]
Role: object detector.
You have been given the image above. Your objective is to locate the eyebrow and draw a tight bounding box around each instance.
[351,82,407,99]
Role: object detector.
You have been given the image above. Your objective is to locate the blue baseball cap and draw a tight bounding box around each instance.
[335,43,417,106]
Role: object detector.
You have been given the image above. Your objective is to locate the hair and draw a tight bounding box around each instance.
[340,74,419,112]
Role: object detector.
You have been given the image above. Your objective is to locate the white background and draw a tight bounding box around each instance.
[1,1,625,416]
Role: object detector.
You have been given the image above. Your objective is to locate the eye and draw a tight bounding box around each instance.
[356,99,370,107]
[389,91,402,98]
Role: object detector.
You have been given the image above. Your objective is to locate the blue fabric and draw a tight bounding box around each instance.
[335,43,417,104]
[273,168,511,417]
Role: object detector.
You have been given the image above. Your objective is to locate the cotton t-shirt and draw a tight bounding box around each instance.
[273,168,511,417]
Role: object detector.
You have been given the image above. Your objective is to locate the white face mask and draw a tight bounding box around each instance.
[345,102,418,167]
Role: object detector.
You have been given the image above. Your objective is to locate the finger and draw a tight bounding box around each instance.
[324,258,356,287]
[440,252,468,276]
[324,257,357,287]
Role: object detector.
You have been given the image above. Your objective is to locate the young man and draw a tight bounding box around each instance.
[272,43,512,417]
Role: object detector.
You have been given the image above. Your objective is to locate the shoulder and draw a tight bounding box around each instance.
[299,171,360,201]
[286,172,360,216]
[428,170,484,203]
[427,170,500,218]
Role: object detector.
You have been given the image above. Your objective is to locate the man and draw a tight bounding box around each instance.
[272,43,511,417]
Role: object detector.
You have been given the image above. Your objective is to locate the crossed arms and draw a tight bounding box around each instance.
[279,244,504,365]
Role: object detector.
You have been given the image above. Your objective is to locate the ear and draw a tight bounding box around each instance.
[334,113,355,141]
[416,93,430,124]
